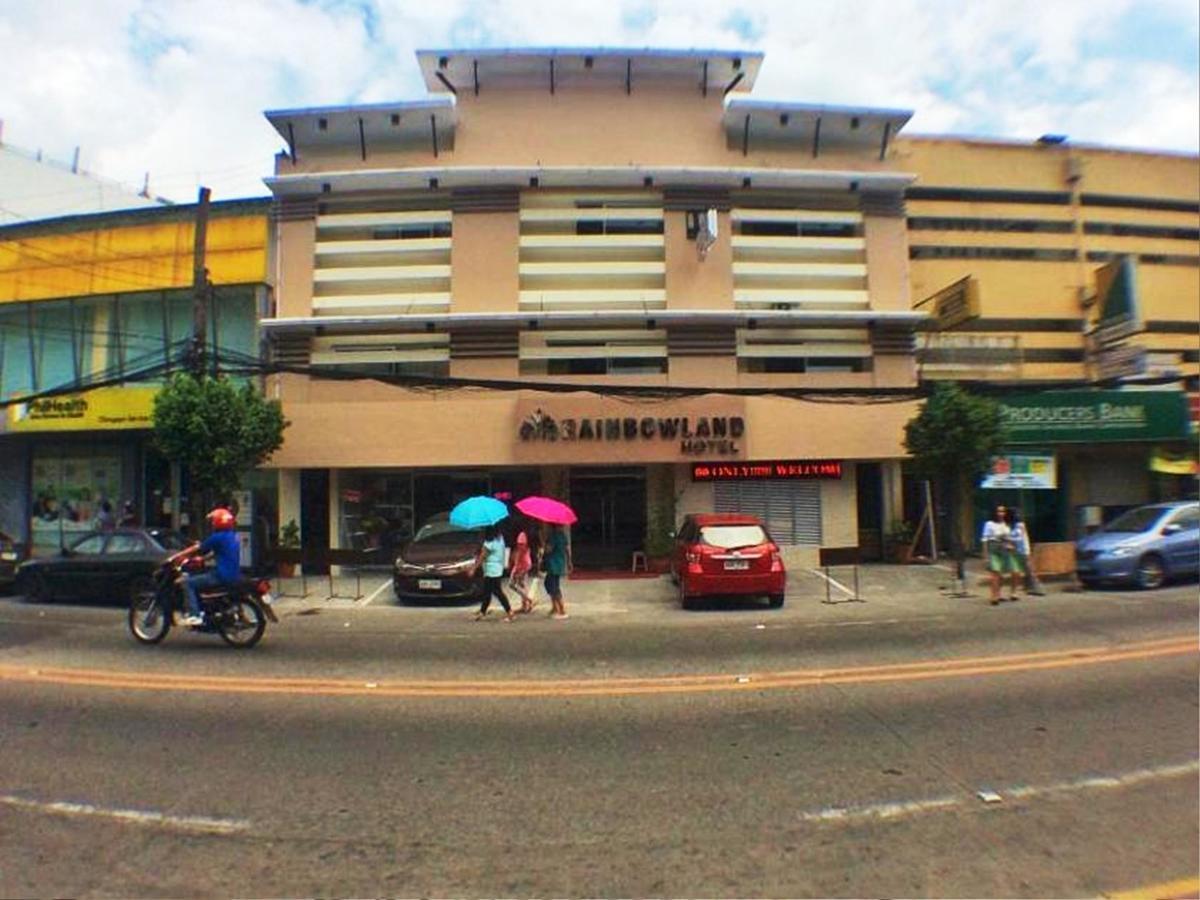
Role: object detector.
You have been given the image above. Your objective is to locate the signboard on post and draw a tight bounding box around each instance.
[925,276,981,331]
[1086,256,1144,381]
[980,453,1057,490]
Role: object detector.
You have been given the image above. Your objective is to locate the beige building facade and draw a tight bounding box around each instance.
[262,48,925,569]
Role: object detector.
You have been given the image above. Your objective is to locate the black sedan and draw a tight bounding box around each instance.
[0,529,22,591]
[393,517,484,604]
[15,528,189,604]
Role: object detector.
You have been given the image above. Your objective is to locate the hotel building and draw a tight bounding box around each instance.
[260,48,927,568]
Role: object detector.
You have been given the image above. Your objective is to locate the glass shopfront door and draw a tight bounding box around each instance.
[569,468,646,569]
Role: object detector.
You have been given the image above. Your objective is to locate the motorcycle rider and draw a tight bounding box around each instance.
[178,507,241,626]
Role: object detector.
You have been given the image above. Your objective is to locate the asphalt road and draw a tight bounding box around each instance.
[0,579,1196,898]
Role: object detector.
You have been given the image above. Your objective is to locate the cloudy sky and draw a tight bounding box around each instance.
[1,0,1197,205]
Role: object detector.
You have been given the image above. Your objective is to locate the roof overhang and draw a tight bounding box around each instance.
[261,309,929,337]
[264,164,914,197]
[416,47,763,96]
[724,100,913,160]
[264,99,457,160]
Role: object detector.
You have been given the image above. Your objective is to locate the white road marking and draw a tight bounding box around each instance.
[800,795,960,822]
[808,568,855,597]
[796,760,1199,823]
[0,793,251,834]
[358,579,393,607]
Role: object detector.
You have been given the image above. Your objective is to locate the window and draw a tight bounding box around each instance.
[908,216,1073,234]
[105,534,147,554]
[520,329,668,377]
[909,246,1077,261]
[1084,222,1199,241]
[1170,507,1200,531]
[0,305,33,398]
[699,524,770,548]
[70,534,107,555]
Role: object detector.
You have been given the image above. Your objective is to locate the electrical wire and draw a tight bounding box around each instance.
[1,342,1192,412]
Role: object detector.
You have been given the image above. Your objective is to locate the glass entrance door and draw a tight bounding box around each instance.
[569,468,646,569]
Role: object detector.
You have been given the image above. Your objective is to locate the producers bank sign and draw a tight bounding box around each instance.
[516,401,746,459]
[1000,390,1189,444]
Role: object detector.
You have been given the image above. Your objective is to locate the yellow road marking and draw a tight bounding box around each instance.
[1104,875,1200,899]
[0,635,1193,699]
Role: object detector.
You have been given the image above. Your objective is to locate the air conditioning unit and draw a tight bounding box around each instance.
[695,208,718,261]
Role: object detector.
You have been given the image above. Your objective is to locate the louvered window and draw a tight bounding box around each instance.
[713,481,822,546]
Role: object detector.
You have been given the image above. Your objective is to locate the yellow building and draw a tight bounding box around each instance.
[261,48,926,568]
[0,200,272,556]
[899,137,1198,542]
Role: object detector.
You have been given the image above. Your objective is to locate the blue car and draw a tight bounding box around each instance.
[1075,501,1200,590]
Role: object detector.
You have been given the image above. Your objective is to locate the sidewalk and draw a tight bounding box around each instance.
[267,556,1076,624]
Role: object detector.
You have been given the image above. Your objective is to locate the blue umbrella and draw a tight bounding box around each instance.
[449,495,510,529]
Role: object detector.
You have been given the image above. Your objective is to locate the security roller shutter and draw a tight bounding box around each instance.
[713,481,822,546]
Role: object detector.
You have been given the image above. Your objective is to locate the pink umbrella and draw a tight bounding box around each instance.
[515,495,577,525]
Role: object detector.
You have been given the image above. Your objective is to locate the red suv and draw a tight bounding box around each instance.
[671,513,786,610]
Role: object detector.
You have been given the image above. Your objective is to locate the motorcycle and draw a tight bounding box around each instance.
[128,549,278,649]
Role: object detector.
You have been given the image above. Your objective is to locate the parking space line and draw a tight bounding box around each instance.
[358,579,393,607]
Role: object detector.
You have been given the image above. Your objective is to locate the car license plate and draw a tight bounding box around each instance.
[418,579,442,590]
[724,560,750,571]
[0,551,15,561]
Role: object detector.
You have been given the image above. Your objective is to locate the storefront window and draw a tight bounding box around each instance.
[339,472,415,563]
[335,469,541,564]
[31,451,129,556]
[0,305,33,398]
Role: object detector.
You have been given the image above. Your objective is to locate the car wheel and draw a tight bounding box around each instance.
[22,571,51,604]
[768,593,785,609]
[1135,554,1166,590]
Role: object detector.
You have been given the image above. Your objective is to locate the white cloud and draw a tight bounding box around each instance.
[0,0,1194,205]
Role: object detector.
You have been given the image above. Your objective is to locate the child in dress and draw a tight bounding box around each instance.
[509,529,537,613]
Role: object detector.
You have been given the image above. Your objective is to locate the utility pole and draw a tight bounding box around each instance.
[191,186,212,376]
[174,186,211,534]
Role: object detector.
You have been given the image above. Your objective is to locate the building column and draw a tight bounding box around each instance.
[328,468,342,576]
[881,459,905,535]
[278,468,301,571]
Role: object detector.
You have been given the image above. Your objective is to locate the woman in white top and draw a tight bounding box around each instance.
[981,505,1016,605]
[1007,508,1044,596]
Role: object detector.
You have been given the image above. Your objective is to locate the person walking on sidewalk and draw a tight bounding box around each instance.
[981,505,1017,605]
[541,523,572,619]
[1007,508,1044,596]
[474,525,515,622]
[509,528,537,613]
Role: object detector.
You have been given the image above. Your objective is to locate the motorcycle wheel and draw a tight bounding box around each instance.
[128,588,170,645]
[217,596,266,649]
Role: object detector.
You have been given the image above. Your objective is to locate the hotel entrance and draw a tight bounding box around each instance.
[569,467,647,570]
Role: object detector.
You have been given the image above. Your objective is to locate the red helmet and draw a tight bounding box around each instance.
[207,507,236,531]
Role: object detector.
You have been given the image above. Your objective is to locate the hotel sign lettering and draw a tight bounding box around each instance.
[520,407,744,456]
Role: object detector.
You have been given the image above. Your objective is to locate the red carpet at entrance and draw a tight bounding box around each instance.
[568,570,664,580]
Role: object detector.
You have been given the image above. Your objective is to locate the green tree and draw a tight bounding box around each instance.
[153,373,288,529]
[904,382,1004,584]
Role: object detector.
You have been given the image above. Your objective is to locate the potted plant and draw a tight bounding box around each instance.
[885,519,915,564]
[643,499,676,574]
[277,519,301,577]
